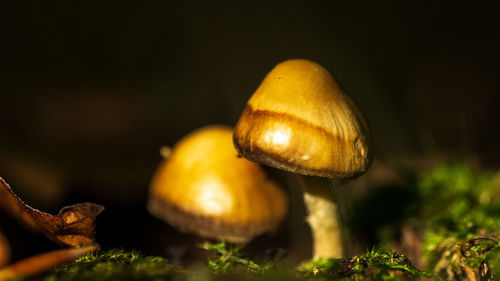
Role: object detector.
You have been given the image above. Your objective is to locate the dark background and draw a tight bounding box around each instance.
[1,1,499,265]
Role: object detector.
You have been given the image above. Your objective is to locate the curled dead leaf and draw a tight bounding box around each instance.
[0,177,103,248]
[0,246,97,281]
[0,229,9,267]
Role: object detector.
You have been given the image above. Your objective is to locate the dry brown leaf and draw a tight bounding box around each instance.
[0,177,103,248]
[0,246,97,281]
[0,229,9,267]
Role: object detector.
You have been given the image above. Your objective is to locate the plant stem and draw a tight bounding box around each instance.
[0,246,97,281]
[297,175,344,259]
[0,229,9,267]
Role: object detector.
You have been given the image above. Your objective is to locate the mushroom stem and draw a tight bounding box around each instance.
[296,175,344,259]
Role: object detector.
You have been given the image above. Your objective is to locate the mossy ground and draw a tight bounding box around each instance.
[27,163,500,280]
[32,249,183,281]
[30,245,429,281]
[297,248,433,281]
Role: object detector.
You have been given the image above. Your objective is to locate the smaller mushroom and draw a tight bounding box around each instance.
[147,125,288,243]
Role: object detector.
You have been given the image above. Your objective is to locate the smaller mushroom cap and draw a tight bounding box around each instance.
[148,125,288,243]
[233,59,372,178]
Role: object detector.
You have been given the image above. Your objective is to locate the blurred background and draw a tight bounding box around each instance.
[1,1,499,266]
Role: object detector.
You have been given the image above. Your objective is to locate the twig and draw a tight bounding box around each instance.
[0,246,97,281]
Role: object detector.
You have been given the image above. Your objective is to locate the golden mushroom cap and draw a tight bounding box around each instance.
[147,125,288,243]
[233,59,372,178]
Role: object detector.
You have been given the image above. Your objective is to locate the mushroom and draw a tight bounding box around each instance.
[233,59,372,258]
[147,125,288,243]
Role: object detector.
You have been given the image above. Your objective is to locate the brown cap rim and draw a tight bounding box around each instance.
[147,191,282,243]
[233,105,372,179]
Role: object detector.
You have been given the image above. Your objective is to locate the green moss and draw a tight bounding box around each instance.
[345,162,500,279]
[418,164,500,268]
[29,247,433,281]
[298,248,432,281]
[298,257,341,278]
[411,163,500,279]
[200,242,274,274]
[33,249,184,281]
[201,243,431,280]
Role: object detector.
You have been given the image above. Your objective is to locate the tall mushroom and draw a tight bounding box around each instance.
[147,125,288,243]
[233,59,372,258]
